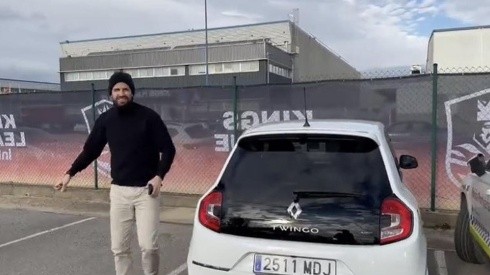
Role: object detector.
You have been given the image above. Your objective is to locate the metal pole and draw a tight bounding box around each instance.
[91,83,99,190]
[266,52,270,84]
[205,0,209,86]
[430,63,438,211]
[233,76,238,143]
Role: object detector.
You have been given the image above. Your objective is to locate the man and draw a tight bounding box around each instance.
[54,71,176,275]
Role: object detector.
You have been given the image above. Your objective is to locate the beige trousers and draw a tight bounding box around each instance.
[110,184,160,275]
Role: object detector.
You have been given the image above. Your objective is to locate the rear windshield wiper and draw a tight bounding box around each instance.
[293,191,362,201]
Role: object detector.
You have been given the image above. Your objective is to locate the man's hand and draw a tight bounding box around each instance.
[148,175,163,198]
[54,174,71,192]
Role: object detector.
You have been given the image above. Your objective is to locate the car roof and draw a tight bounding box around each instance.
[241,119,385,137]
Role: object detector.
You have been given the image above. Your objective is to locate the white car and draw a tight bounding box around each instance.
[187,119,427,275]
[455,154,490,264]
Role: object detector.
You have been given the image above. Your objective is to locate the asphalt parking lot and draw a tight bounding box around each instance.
[0,208,488,275]
[0,209,191,275]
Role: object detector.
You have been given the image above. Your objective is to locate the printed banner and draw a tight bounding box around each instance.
[1,75,490,210]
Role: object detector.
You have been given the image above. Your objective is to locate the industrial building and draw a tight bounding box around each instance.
[59,20,360,91]
[0,78,60,94]
[426,25,490,73]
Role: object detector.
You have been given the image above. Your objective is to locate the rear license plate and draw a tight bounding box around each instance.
[253,254,336,275]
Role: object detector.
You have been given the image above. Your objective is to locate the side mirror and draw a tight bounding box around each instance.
[468,154,486,177]
[399,155,418,169]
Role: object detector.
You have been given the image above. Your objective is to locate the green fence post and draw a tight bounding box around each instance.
[91,83,99,190]
[430,63,438,211]
[233,76,238,145]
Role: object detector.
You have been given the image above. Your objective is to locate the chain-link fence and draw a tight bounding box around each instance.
[1,66,489,210]
[435,67,490,210]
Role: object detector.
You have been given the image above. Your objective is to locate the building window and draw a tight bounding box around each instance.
[193,61,259,75]
[64,72,79,82]
[139,68,153,78]
[175,67,185,76]
[167,66,184,76]
[210,64,223,74]
[223,63,240,73]
[125,69,139,78]
[154,67,167,77]
[240,61,259,72]
[269,64,291,78]
[189,65,207,75]
[78,72,93,81]
[154,66,184,77]
[93,71,109,80]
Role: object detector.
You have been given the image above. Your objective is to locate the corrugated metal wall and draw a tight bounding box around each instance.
[292,25,361,81]
[60,21,291,58]
[60,43,268,72]
[0,79,60,92]
[427,27,490,73]
[266,44,292,69]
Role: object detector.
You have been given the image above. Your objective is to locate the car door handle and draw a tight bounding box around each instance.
[487,189,490,196]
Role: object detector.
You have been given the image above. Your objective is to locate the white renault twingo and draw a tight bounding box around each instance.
[187,119,427,275]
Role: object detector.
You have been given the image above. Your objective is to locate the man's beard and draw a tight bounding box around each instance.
[112,96,133,110]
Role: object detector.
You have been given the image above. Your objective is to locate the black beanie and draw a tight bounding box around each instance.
[108,71,135,95]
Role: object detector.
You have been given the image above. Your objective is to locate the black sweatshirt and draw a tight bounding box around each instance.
[67,102,176,187]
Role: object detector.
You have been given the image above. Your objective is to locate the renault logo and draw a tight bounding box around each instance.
[287,201,302,219]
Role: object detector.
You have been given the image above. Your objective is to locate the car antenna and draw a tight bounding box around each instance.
[303,87,310,127]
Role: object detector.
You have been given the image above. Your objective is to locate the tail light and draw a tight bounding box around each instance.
[198,191,222,232]
[380,197,413,245]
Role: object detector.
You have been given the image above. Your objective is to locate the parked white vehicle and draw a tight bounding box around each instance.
[455,154,490,264]
[187,119,427,275]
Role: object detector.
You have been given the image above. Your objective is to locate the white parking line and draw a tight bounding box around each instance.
[434,250,448,275]
[166,263,187,275]
[0,217,96,249]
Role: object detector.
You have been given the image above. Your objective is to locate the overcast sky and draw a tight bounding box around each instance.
[1,0,489,83]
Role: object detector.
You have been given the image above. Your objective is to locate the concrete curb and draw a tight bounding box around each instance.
[0,183,199,225]
[420,208,458,229]
[0,183,459,228]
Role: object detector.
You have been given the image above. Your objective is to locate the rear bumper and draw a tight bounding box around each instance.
[187,223,427,275]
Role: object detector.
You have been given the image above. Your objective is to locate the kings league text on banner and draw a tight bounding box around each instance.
[0,114,26,161]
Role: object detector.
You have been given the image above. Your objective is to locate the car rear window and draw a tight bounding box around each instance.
[220,134,391,204]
